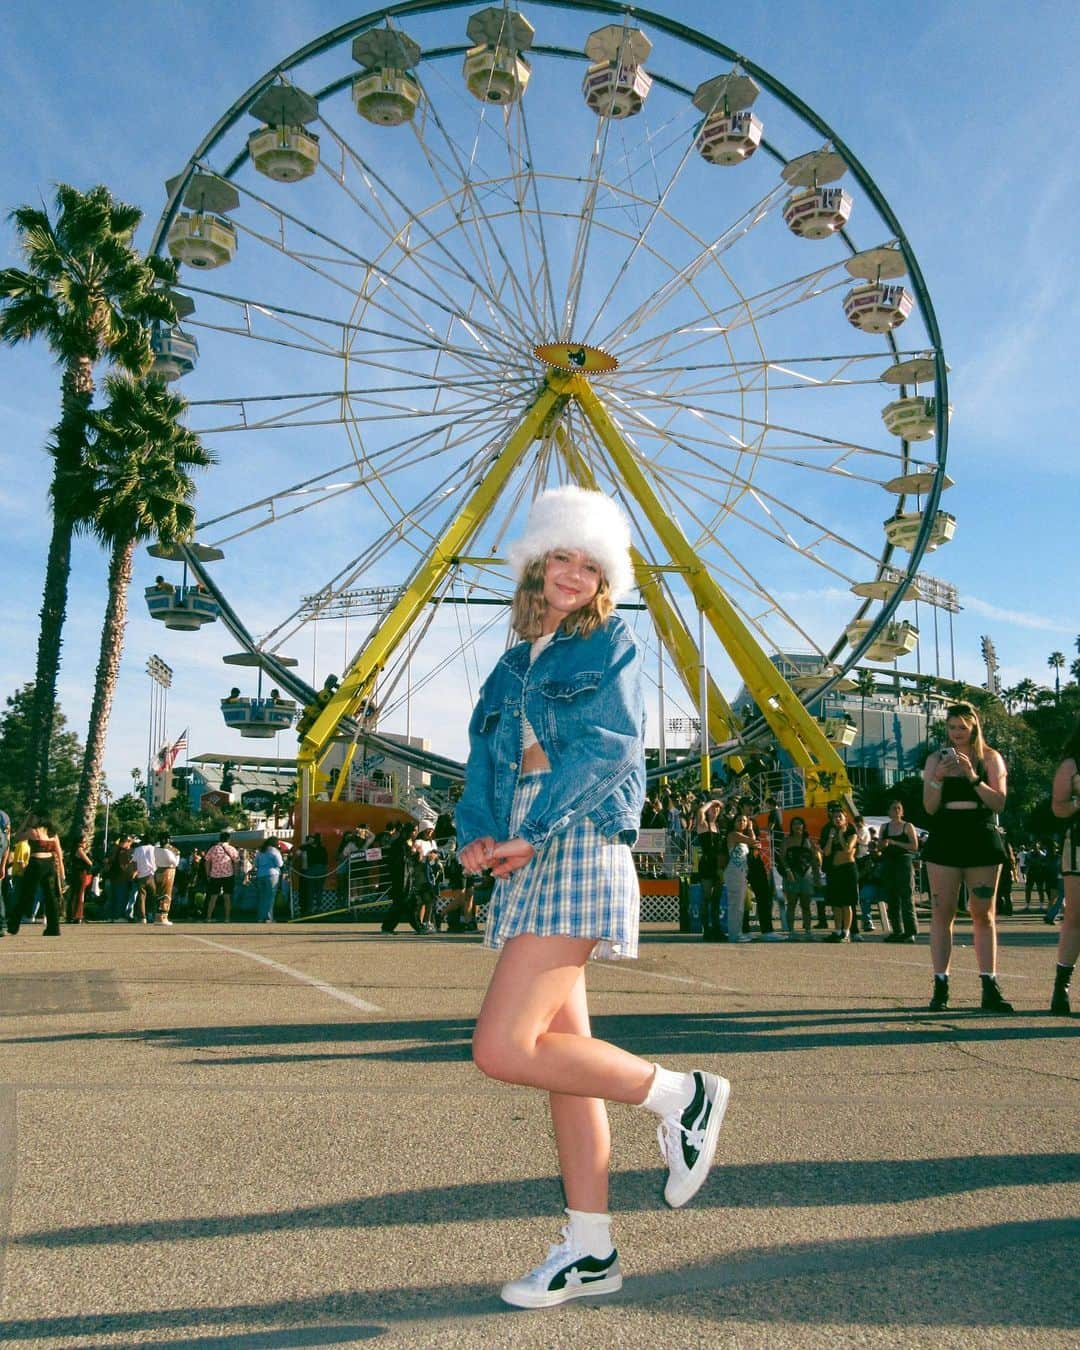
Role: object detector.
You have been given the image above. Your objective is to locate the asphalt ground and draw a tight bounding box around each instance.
[0,907,1076,1349]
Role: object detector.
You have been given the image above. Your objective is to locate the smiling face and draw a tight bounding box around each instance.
[541,548,602,631]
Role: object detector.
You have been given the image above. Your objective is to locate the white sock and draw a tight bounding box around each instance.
[639,1064,695,1117]
[565,1207,613,1258]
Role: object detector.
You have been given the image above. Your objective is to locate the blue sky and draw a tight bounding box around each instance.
[1,0,1078,796]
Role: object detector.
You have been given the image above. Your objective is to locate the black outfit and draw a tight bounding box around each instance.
[381,832,422,933]
[696,830,726,940]
[748,849,774,935]
[820,824,859,912]
[8,854,61,936]
[922,772,1008,868]
[881,823,918,939]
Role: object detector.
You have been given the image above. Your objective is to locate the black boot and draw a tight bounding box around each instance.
[980,974,1015,1014]
[928,975,949,1011]
[1050,963,1073,1016]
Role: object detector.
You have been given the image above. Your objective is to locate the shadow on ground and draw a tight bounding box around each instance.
[0,1218,1075,1342]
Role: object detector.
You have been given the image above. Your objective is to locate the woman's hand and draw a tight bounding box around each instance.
[488,836,535,879]
[458,837,495,874]
[952,748,978,781]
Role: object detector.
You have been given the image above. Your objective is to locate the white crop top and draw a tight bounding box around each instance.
[521,632,555,750]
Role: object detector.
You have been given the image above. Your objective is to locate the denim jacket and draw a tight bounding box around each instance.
[455,614,646,850]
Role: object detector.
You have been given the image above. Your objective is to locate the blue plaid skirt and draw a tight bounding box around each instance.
[484,773,640,961]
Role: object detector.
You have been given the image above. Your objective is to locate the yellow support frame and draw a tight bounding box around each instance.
[565,374,851,806]
[298,368,849,820]
[297,383,567,830]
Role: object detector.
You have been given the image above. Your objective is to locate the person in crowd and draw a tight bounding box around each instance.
[695,798,725,942]
[67,839,95,924]
[780,815,819,939]
[457,486,729,1309]
[1024,842,1049,910]
[1042,841,1064,924]
[105,834,135,922]
[300,832,328,914]
[380,821,422,933]
[410,837,443,932]
[440,848,478,932]
[819,805,859,943]
[153,833,179,926]
[880,799,920,942]
[7,813,65,937]
[204,831,240,923]
[852,815,874,935]
[0,805,11,935]
[131,833,157,924]
[747,831,781,940]
[254,837,284,922]
[922,702,1012,1013]
[152,574,174,596]
[1048,723,1080,1013]
[223,686,243,704]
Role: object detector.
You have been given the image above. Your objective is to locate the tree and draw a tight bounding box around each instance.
[0,683,83,833]
[67,376,215,853]
[1071,658,1080,685]
[1048,651,1065,704]
[0,184,175,808]
[1014,678,1039,710]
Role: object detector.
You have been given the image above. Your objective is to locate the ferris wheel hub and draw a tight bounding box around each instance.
[534,342,618,374]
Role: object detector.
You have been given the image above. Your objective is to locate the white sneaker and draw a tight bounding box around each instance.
[658,1071,730,1208]
[500,1226,622,1309]
[154,918,173,926]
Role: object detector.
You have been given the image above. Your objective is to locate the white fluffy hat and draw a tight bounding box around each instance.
[507,485,635,601]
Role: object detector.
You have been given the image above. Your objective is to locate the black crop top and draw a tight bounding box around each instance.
[940,764,989,812]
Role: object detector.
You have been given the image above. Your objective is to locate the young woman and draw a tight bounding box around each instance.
[819,805,859,942]
[457,486,729,1310]
[723,812,757,942]
[922,702,1012,1012]
[1049,721,1080,1015]
[880,799,919,942]
[67,840,95,924]
[780,815,819,938]
[7,814,64,937]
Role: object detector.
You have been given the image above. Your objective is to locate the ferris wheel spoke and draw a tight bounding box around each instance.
[404,82,547,344]
[594,183,788,353]
[314,111,532,348]
[207,166,520,358]
[577,122,710,348]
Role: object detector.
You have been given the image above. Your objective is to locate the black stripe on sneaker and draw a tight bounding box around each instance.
[549,1250,618,1291]
[680,1072,711,1169]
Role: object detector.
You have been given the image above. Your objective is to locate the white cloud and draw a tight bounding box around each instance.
[965,594,1074,635]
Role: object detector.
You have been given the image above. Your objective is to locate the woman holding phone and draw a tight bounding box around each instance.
[922,703,1012,1012]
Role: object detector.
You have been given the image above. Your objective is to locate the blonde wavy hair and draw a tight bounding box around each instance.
[510,554,614,642]
[945,701,989,766]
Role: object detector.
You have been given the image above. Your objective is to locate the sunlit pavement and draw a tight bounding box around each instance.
[0,912,1075,1348]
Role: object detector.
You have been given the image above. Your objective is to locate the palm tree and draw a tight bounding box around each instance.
[1048,651,1065,704]
[0,184,176,808]
[67,376,214,854]
[999,685,1019,714]
[1014,677,1039,710]
[1071,657,1080,685]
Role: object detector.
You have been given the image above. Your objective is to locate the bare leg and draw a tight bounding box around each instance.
[473,934,655,1103]
[1058,877,1080,968]
[966,865,1002,972]
[547,969,610,1213]
[927,863,963,973]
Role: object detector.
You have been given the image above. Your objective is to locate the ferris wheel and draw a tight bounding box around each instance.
[147,0,953,819]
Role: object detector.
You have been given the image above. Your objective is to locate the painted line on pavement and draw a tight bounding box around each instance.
[185,935,383,1012]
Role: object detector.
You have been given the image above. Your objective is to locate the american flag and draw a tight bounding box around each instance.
[159,729,189,774]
